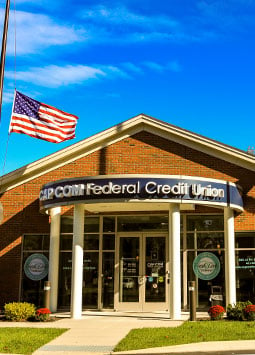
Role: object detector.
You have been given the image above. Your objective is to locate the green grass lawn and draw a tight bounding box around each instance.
[0,327,67,354]
[114,321,255,352]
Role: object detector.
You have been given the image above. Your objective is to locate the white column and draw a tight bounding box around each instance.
[224,207,236,306]
[48,207,61,312]
[169,203,181,319]
[71,205,84,319]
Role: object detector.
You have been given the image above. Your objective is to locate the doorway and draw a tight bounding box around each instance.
[116,233,168,311]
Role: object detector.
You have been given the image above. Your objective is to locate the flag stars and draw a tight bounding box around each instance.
[13,91,40,119]
[9,91,78,143]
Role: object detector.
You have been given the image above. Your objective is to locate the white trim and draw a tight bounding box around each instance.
[42,199,232,212]
[224,207,236,306]
[70,205,84,319]
[2,114,255,193]
[48,207,61,312]
[169,203,181,319]
[42,173,232,186]
[142,119,255,169]
[229,203,244,211]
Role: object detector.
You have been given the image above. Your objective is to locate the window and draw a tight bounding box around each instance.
[183,214,225,309]
[187,215,224,232]
[117,215,168,232]
[21,235,49,307]
[235,232,255,303]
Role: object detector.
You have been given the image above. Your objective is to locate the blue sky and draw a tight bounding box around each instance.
[0,0,255,174]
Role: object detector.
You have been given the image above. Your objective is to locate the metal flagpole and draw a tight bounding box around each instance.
[0,0,10,223]
[0,0,10,125]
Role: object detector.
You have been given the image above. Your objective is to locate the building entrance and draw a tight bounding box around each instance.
[58,251,115,310]
[116,234,168,311]
[22,214,230,313]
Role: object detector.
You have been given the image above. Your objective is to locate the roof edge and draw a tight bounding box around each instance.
[1,113,255,193]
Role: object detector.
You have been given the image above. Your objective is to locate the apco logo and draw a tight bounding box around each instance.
[24,254,49,281]
[193,252,220,280]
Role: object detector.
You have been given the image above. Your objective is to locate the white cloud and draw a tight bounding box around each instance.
[195,1,255,37]
[5,60,181,89]
[10,0,45,3]
[167,61,182,72]
[122,62,143,73]
[98,65,131,79]
[82,5,178,29]
[143,61,182,73]
[3,88,15,104]
[80,3,254,45]
[105,92,121,98]
[6,65,105,87]
[143,61,164,72]
[5,64,130,88]
[0,9,85,55]
[80,5,185,44]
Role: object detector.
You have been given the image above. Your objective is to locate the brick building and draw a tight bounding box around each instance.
[0,114,255,319]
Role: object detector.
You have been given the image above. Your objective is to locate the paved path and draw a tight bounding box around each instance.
[114,340,255,354]
[1,312,255,355]
[34,312,184,355]
[0,311,185,355]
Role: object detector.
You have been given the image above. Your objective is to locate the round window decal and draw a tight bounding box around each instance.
[193,252,220,280]
[24,253,49,281]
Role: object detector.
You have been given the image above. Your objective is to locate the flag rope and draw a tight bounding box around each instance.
[1,132,10,177]
[0,0,10,126]
[14,0,17,90]
[0,132,10,197]
[0,0,16,180]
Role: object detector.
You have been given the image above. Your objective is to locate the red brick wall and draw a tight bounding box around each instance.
[0,131,255,305]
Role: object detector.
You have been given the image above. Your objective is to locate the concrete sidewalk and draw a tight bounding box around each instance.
[1,312,255,355]
[33,311,184,355]
[113,340,255,354]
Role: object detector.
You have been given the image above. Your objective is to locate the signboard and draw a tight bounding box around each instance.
[24,253,49,281]
[193,252,220,280]
[122,259,138,276]
[39,175,243,212]
[236,256,255,269]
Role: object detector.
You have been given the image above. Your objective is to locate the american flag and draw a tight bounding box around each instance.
[9,91,78,143]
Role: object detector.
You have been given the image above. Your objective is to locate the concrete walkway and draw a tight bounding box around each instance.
[1,311,255,355]
[114,340,255,354]
[34,311,184,355]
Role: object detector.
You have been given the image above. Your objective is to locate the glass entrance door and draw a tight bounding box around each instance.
[102,252,115,308]
[145,236,166,304]
[117,234,168,311]
[119,236,140,304]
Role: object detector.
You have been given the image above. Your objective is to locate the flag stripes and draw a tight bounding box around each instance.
[10,116,76,141]
[9,91,78,143]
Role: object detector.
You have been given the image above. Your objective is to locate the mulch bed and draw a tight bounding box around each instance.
[0,314,60,322]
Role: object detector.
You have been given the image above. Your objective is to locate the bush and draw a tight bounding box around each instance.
[227,301,252,321]
[4,302,36,321]
[35,308,51,322]
[243,305,255,321]
[208,305,225,320]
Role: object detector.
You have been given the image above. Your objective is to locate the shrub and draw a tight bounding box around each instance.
[4,302,36,321]
[208,305,225,320]
[227,301,252,321]
[35,308,51,322]
[243,305,255,321]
